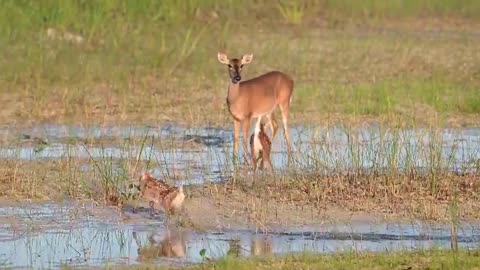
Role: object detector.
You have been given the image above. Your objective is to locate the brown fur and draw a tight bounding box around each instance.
[217,53,294,162]
[134,230,186,261]
[138,173,185,213]
[250,122,273,178]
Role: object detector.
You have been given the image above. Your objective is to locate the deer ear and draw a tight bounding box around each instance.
[241,53,253,65]
[217,52,230,65]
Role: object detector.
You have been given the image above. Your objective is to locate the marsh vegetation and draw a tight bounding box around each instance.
[0,0,479,269]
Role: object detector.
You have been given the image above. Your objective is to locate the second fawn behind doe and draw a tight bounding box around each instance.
[250,118,273,179]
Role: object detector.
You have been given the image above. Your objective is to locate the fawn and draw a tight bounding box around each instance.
[136,172,185,215]
[250,118,273,181]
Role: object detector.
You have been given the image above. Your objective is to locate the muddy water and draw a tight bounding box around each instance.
[0,124,479,185]
[0,202,479,269]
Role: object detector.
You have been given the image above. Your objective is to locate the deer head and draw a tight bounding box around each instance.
[217,53,253,84]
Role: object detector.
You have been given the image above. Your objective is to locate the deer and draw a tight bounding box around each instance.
[133,229,186,261]
[250,118,273,180]
[134,172,185,215]
[217,53,294,163]
[251,236,273,256]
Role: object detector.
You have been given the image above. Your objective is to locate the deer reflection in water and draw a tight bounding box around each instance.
[251,236,273,256]
[226,235,273,257]
[133,228,187,262]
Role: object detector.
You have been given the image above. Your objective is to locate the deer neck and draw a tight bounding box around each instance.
[226,82,241,105]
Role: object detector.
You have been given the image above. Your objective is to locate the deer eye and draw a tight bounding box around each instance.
[228,64,233,68]
[240,65,244,68]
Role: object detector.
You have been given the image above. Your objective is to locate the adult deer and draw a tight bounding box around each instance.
[217,52,294,162]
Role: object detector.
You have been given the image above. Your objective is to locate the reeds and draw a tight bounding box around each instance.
[0,123,477,220]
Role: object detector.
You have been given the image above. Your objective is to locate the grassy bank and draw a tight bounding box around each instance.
[0,1,479,126]
[194,250,480,270]
[108,249,480,270]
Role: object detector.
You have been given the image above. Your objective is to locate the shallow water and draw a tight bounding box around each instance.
[0,124,479,268]
[0,202,479,269]
[0,124,478,185]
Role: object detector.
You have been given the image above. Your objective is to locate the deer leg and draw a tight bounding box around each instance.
[269,113,279,141]
[241,118,251,164]
[266,155,274,173]
[249,131,258,185]
[252,152,258,185]
[259,151,265,170]
[279,103,291,158]
[267,158,274,173]
[233,119,241,163]
[263,146,274,173]
[149,201,155,216]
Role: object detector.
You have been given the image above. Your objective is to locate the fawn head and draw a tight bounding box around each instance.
[217,52,253,84]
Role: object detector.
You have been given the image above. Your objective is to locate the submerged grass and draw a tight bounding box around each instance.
[0,1,479,126]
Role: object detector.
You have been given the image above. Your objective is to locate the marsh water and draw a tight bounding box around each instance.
[0,123,479,269]
[0,123,479,184]
[1,201,480,269]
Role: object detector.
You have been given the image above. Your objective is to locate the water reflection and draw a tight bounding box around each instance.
[133,229,187,261]
[251,236,273,256]
[0,202,479,269]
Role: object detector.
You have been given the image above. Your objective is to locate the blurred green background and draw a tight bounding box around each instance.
[0,0,479,126]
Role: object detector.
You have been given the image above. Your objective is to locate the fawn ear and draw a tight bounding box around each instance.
[217,52,230,65]
[241,53,253,65]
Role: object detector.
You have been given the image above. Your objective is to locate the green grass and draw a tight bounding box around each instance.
[0,0,479,126]
[198,250,480,270]
[106,249,480,270]
[321,0,480,19]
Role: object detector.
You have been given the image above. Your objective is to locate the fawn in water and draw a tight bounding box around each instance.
[135,172,185,215]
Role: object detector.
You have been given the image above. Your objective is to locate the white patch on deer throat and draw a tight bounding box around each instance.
[170,188,185,210]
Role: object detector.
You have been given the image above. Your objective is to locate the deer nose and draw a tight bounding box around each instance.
[234,75,241,82]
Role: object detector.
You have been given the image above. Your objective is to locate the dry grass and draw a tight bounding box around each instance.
[1,157,479,223]
[264,172,480,220]
[180,170,480,229]
[0,2,479,127]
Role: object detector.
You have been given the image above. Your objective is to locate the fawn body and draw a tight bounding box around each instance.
[250,118,273,177]
[137,172,185,214]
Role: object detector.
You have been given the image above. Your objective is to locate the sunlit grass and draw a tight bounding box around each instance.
[194,249,480,270]
[321,0,480,19]
[0,1,478,126]
[105,249,480,270]
[0,123,478,220]
[194,250,480,269]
